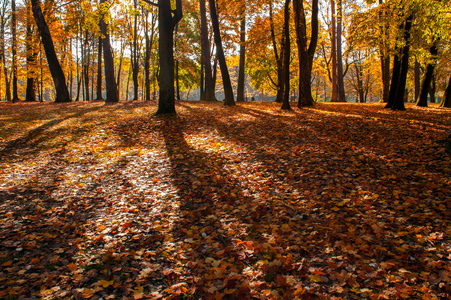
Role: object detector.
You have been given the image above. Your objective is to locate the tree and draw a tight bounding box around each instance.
[25,0,37,102]
[280,0,291,110]
[200,0,216,101]
[144,0,182,114]
[441,75,451,108]
[95,37,103,100]
[269,0,284,103]
[11,0,18,102]
[387,13,413,111]
[99,0,118,104]
[330,0,337,102]
[336,0,346,102]
[209,0,234,106]
[293,0,319,107]
[31,0,71,102]
[236,3,246,103]
[0,0,11,102]
[417,42,438,107]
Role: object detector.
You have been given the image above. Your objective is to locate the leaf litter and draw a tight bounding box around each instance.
[0,101,450,299]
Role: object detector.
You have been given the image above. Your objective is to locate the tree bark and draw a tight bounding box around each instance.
[144,10,155,101]
[156,0,182,114]
[269,0,284,103]
[330,0,337,102]
[336,0,346,102]
[417,42,438,107]
[209,0,235,106]
[31,0,71,102]
[414,58,420,102]
[391,14,413,111]
[100,0,118,104]
[441,75,451,108]
[83,31,90,101]
[200,0,215,101]
[95,37,103,100]
[280,0,291,110]
[25,2,37,102]
[132,0,139,100]
[0,10,11,102]
[293,0,318,107]
[12,0,19,102]
[236,5,246,102]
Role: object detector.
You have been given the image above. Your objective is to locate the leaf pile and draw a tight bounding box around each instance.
[0,101,450,299]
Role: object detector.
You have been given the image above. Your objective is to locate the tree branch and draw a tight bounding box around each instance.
[141,0,158,7]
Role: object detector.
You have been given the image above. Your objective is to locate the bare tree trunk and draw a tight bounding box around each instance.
[83,31,90,101]
[236,4,246,103]
[12,0,19,102]
[336,0,346,102]
[293,0,318,107]
[417,42,438,107]
[280,0,291,110]
[209,0,234,106]
[269,0,284,103]
[330,0,337,102]
[144,10,155,101]
[441,75,451,108]
[100,0,118,104]
[95,37,103,100]
[200,0,215,101]
[31,0,71,102]
[132,0,139,100]
[391,14,413,111]
[25,1,36,102]
[414,58,420,102]
[0,9,11,102]
[156,0,182,114]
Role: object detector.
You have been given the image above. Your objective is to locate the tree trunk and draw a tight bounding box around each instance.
[12,0,19,102]
[144,11,155,102]
[156,0,182,114]
[0,15,11,102]
[209,0,235,106]
[391,14,413,111]
[336,0,346,102]
[236,5,246,103]
[378,0,390,103]
[100,0,118,104]
[269,0,284,103]
[441,75,451,108]
[25,3,36,102]
[293,0,318,107]
[200,0,215,101]
[174,24,181,101]
[83,31,90,102]
[95,37,103,100]
[414,58,420,102]
[330,0,338,102]
[429,75,436,103]
[132,0,139,100]
[31,0,71,102]
[280,0,291,110]
[417,43,438,107]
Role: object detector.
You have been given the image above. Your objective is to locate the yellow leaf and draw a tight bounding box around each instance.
[100,280,114,288]
[41,289,54,296]
[133,286,144,299]
[309,274,322,282]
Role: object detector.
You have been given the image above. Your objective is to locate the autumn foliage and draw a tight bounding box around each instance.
[0,101,450,299]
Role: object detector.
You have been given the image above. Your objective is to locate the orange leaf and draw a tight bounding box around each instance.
[67,263,78,272]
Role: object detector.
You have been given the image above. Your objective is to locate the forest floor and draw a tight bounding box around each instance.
[0,100,450,300]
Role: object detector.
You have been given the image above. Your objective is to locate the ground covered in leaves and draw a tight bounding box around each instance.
[0,101,450,299]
